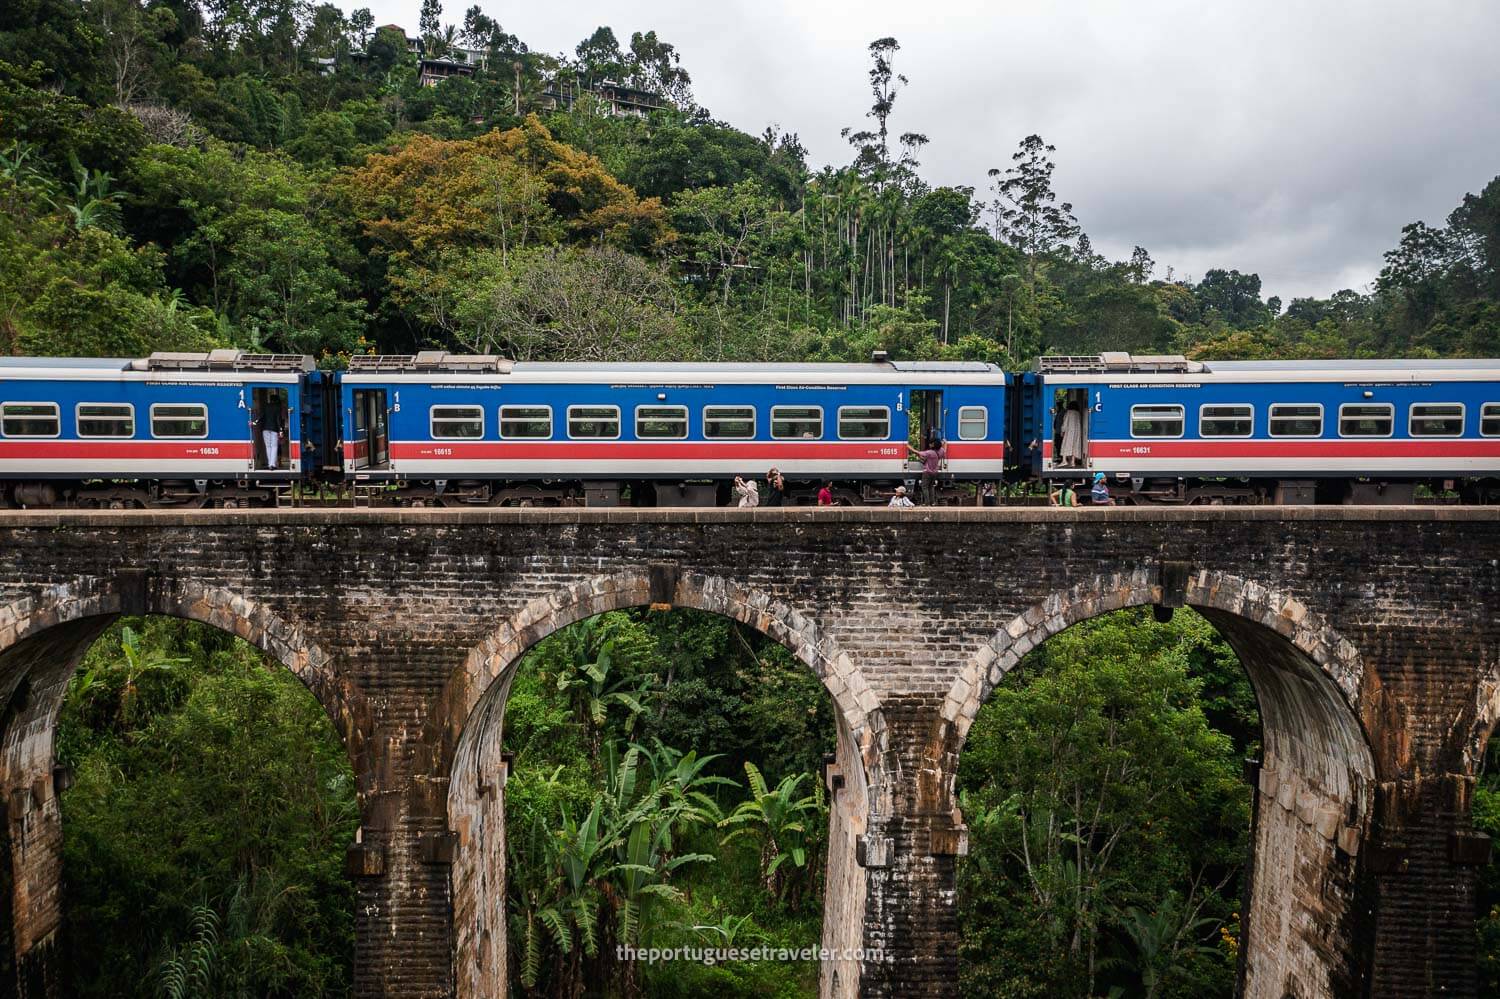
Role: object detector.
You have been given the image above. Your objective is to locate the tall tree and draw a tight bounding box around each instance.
[988,134,1079,299]
[575,25,625,84]
[418,0,442,50]
[349,7,373,46]
[627,30,691,106]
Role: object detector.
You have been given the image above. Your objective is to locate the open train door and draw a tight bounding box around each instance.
[908,389,945,449]
[1051,387,1090,470]
[350,389,389,470]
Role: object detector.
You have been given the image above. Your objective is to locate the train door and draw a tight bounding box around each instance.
[909,389,945,449]
[251,387,290,470]
[350,389,389,470]
[1051,387,1090,469]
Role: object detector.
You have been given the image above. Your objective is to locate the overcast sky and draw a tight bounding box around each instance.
[341,0,1500,301]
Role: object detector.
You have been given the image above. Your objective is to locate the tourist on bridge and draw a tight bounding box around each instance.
[1090,472,1114,506]
[888,485,915,508]
[818,481,834,506]
[733,475,760,507]
[1050,482,1077,507]
[765,468,786,506]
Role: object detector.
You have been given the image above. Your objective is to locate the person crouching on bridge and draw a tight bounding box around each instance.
[889,485,914,508]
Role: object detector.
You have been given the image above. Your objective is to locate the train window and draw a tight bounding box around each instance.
[77,403,135,438]
[703,406,755,439]
[1269,404,1323,437]
[636,406,688,439]
[1199,404,1253,438]
[431,405,483,439]
[838,406,890,440]
[0,402,60,438]
[771,406,822,440]
[1483,404,1500,437]
[1409,403,1464,438]
[150,403,208,438]
[1130,404,1184,438]
[499,405,551,439]
[1338,403,1393,438]
[957,407,988,440]
[568,405,620,439]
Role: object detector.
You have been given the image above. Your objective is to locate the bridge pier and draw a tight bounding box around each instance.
[0,617,115,999]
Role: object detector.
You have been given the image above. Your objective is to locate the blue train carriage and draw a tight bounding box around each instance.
[1027,352,1500,504]
[334,352,1008,506]
[0,350,313,508]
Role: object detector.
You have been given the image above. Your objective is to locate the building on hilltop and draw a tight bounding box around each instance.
[539,78,670,118]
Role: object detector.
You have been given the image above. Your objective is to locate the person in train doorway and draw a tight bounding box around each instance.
[817,480,835,506]
[888,485,915,508]
[733,475,760,507]
[1060,400,1086,468]
[255,399,284,469]
[1090,472,1114,506]
[1050,482,1077,507]
[765,468,786,506]
[909,435,946,505]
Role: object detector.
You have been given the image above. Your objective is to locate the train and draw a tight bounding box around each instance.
[2,349,1499,507]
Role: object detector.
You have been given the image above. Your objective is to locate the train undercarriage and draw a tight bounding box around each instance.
[4,474,1499,509]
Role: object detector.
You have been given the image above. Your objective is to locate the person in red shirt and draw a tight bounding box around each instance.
[817,481,834,506]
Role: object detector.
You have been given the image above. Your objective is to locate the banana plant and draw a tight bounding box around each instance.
[719,763,825,901]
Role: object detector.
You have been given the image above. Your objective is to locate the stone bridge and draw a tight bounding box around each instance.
[0,507,1496,999]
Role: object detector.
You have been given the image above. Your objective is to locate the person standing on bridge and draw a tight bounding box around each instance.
[733,475,760,507]
[765,468,786,506]
[910,437,946,505]
[818,480,834,506]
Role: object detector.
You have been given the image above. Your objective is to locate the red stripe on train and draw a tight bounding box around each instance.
[1087,439,1500,458]
[0,441,298,459]
[386,441,1007,460]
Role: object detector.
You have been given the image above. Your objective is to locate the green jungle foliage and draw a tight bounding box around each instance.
[4,2,1500,995]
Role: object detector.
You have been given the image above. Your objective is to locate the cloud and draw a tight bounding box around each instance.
[343,0,1500,299]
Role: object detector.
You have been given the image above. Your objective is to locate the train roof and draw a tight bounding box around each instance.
[341,354,1007,385]
[0,352,311,382]
[1036,353,1500,383]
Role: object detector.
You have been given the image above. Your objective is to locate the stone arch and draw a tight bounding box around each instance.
[1465,656,1500,774]
[0,575,370,992]
[0,577,368,768]
[434,569,882,999]
[931,566,1384,999]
